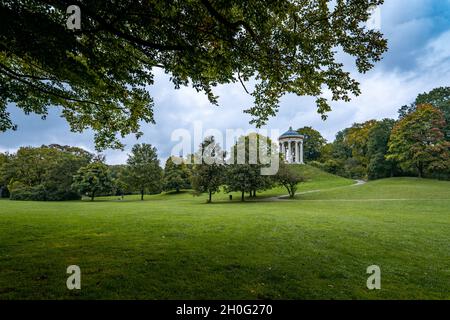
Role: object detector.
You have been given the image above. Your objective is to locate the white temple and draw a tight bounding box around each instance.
[279,126,304,164]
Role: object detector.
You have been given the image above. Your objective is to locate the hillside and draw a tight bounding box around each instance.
[1,177,449,299]
[257,164,354,199]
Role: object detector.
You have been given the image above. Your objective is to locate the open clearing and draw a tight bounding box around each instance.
[0,166,449,299]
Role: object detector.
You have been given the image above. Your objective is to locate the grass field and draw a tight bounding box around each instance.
[0,165,449,299]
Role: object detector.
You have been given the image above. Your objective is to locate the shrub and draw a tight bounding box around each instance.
[10,184,47,201]
[8,181,81,201]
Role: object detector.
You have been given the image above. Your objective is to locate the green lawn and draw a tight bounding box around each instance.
[0,169,449,299]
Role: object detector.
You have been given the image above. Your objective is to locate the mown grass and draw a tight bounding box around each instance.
[0,168,449,299]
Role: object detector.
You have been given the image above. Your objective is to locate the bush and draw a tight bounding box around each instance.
[8,182,81,201]
[10,184,47,201]
[0,186,9,198]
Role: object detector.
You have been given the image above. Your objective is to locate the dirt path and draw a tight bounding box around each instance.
[264,179,366,202]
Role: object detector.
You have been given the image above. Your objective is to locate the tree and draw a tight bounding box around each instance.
[225,133,274,201]
[346,120,378,168]
[398,87,450,141]
[124,143,162,200]
[109,165,132,197]
[366,119,396,180]
[1,1,387,149]
[72,162,113,201]
[0,152,11,197]
[416,87,450,141]
[275,162,305,198]
[191,137,224,203]
[320,121,377,179]
[163,156,191,193]
[225,164,254,202]
[0,145,92,200]
[296,126,326,161]
[320,128,355,178]
[387,104,450,178]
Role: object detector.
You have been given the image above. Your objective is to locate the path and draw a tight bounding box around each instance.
[263,179,366,202]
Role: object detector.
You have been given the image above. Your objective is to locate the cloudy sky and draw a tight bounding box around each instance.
[1,0,450,164]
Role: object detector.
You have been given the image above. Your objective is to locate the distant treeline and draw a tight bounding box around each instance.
[0,134,301,202]
[304,87,450,180]
[1,87,449,201]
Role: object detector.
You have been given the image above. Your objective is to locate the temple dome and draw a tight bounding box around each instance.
[279,126,303,139]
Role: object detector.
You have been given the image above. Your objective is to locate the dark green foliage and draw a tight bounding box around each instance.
[0,152,10,197]
[225,134,274,200]
[366,119,396,180]
[72,162,113,201]
[191,137,224,203]
[296,126,326,162]
[9,183,80,201]
[1,0,387,149]
[388,104,450,178]
[1,145,92,201]
[164,157,191,194]
[398,87,450,140]
[109,165,133,196]
[225,164,255,201]
[318,119,397,180]
[275,162,305,198]
[123,143,162,200]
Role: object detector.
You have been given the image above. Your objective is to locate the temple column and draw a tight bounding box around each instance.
[295,140,300,163]
[293,140,297,163]
[300,140,304,164]
[287,140,292,163]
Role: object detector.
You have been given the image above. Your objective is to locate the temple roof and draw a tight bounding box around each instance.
[279,126,303,139]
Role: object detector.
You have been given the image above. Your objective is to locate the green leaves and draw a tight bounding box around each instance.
[163,156,191,193]
[275,161,305,198]
[1,0,387,148]
[387,104,450,178]
[191,137,224,202]
[124,143,163,199]
[72,161,113,200]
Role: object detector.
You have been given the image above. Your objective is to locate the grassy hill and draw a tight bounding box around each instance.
[0,173,449,299]
[258,164,354,198]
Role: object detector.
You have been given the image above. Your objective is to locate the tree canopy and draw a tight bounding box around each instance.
[124,143,162,200]
[296,126,326,161]
[163,156,191,193]
[398,87,450,140]
[275,161,305,198]
[72,161,113,200]
[388,104,450,178]
[1,0,387,149]
[191,137,224,202]
[0,144,92,200]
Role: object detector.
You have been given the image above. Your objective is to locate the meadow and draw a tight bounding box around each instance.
[0,166,449,299]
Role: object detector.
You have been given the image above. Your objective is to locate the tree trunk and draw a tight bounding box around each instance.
[91,192,95,201]
[208,191,212,203]
[241,191,245,202]
[141,190,144,201]
[418,164,423,178]
[176,186,180,193]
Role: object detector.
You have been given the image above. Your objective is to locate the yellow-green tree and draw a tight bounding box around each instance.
[387,104,450,178]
